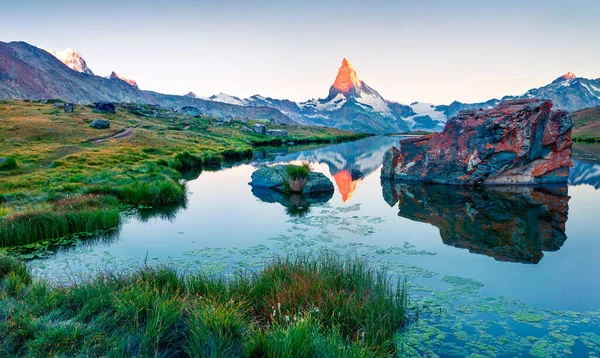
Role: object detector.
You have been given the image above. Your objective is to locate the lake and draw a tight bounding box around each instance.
[30,136,600,357]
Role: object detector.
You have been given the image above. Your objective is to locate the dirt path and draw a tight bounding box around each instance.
[91,128,134,143]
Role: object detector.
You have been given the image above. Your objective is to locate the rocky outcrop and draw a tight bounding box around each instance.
[93,102,116,114]
[381,99,573,185]
[89,119,110,129]
[249,165,334,194]
[252,124,266,134]
[382,182,569,264]
[64,103,74,113]
[109,71,138,88]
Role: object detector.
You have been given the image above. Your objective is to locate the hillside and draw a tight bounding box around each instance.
[572,106,600,142]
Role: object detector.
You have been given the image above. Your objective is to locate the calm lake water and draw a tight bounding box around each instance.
[30,136,600,357]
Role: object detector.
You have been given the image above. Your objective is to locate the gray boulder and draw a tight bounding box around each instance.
[267,129,288,136]
[249,164,334,194]
[252,124,266,134]
[89,119,110,129]
[93,102,116,114]
[179,106,200,116]
[64,103,74,112]
[53,102,65,108]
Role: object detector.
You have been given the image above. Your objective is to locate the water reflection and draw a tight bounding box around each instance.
[570,159,600,188]
[254,136,401,202]
[381,182,570,264]
[251,187,333,217]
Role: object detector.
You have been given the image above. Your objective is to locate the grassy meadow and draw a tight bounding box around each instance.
[0,100,366,247]
[0,252,412,357]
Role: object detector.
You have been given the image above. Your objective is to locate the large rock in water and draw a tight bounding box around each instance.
[381,99,573,185]
[249,165,334,194]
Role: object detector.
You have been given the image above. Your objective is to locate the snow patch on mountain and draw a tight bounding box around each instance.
[206,93,247,106]
[48,48,94,75]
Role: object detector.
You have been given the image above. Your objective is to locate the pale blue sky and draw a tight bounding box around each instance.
[1,0,599,104]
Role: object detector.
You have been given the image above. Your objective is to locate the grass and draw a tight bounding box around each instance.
[0,195,121,247]
[572,106,600,142]
[0,157,17,171]
[0,100,366,247]
[0,252,412,357]
[284,162,312,193]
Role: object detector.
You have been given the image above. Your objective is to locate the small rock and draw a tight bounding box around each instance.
[179,106,200,116]
[93,102,115,114]
[216,115,233,123]
[267,129,288,136]
[351,168,364,180]
[249,164,334,194]
[241,126,251,133]
[53,102,65,108]
[89,119,110,129]
[252,124,266,135]
[64,103,74,113]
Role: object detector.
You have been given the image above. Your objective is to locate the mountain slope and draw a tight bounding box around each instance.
[48,48,94,75]
[0,41,295,124]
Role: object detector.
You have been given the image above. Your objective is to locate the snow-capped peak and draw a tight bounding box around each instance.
[109,71,138,88]
[561,71,577,80]
[332,58,363,93]
[48,48,94,75]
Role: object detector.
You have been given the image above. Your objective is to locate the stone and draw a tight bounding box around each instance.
[381,99,573,185]
[64,103,74,112]
[351,168,364,180]
[241,126,251,133]
[53,102,65,108]
[179,106,200,116]
[267,129,288,136]
[93,102,116,114]
[216,115,233,123]
[249,164,334,194]
[89,119,110,129]
[252,124,266,134]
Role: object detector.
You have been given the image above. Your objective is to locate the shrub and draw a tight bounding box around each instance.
[0,157,17,171]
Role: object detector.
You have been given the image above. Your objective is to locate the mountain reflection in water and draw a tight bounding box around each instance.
[381,182,569,264]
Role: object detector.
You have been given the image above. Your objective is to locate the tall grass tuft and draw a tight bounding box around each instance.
[0,195,121,247]
[0,252,412,357]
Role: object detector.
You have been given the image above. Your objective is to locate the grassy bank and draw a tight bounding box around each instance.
[0,100,366,247]
[0,253,411,357]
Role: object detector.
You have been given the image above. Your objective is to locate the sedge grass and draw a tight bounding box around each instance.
[0,252,413,357]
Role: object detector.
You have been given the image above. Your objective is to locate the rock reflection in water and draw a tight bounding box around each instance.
[382,182,569,264]
[251,187,333,217]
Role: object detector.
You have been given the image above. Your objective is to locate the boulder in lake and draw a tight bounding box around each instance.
[249,164,334,194]
[381,99,573,185]
[89,119,110,129]
[93,102,116,114]
[252,124,266,134]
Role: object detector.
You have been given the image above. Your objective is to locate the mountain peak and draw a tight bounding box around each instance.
[109,71,138,88]
[332,58,362,93]
[48,48,94,75]
[561,71,577,80]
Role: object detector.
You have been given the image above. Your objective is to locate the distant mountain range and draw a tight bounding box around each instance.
[1,40,599,134]
[0,41,294,124]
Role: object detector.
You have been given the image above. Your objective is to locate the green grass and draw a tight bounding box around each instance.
[0,252,412,357]
[285,162,312,180]
[0,157,17,171]
[0,195,121,247]
[0,100,365,247]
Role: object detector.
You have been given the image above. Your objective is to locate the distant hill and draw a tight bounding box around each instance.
[571,106,600,142]
[0,41,295,124]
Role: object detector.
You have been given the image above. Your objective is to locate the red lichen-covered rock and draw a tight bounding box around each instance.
[381,99,573,185]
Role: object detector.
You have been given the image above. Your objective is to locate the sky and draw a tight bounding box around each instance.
[1,0,599,104]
